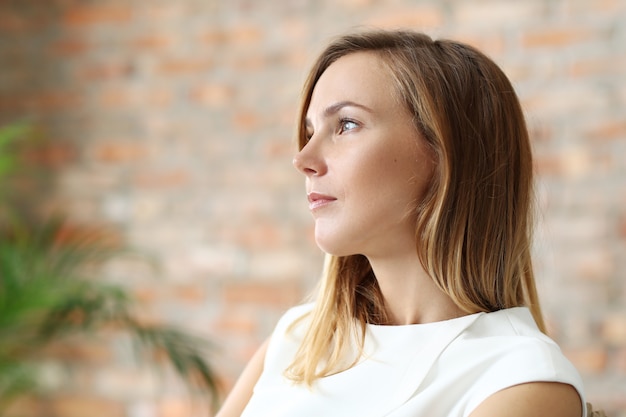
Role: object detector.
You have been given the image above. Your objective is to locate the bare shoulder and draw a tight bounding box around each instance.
[215,338,269,417]
[469,382,583,417]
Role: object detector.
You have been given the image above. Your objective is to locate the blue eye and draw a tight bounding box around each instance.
[339,119,358,134]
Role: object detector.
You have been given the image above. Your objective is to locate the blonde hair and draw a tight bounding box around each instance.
[287,30,543,385]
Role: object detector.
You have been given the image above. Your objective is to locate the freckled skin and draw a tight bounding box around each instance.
[294,52,433,259]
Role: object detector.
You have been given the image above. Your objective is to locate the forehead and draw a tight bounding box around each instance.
[306,52,398,116]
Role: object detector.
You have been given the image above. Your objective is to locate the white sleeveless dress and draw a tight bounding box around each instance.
[241,303,586,417]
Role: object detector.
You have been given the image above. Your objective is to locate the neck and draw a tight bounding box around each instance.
[367,252,466,325]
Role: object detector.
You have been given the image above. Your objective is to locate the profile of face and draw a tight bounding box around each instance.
[293,52,434,259]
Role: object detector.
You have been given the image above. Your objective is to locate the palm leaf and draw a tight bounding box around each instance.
[0,216,220,411]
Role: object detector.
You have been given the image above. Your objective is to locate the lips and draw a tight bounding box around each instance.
[307,192,337,211]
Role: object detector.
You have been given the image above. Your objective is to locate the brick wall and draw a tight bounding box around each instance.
[0,0,624,416]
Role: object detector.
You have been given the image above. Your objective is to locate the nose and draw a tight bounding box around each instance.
[292,140,326,177]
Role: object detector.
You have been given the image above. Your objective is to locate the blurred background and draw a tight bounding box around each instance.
[0,0,624,416]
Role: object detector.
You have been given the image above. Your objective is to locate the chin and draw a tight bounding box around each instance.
[314,236,357,258]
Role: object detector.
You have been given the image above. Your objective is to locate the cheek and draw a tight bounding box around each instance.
[384,152,432,205]
[400,140,434,194]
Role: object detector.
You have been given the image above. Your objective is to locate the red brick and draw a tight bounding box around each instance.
[0,9,48,33]
[174,285,206,303]
[233,111,262,132]
[342,0,377,7]
[100,88,130,108]
[570,56,624,78]
[284,49,309,68]
[0,11,27,32]
[229,25,265,45]
[528,123,554,143]
[223,223,284,248]
[22,141,77,167]
[62,5,133,27]
[93,142,149,163]
[201,25,265,47]
[455,34,506,56]
[98,88,173,108]
[522,28,594,48]
[131,34,173,50]
[602,313,626,345]
[190,84,236,107]
[156,396,213,417]
[200,30,230,45]
[596,0,624,12]
[278,19,308,42]
[49,39,91,56]
[133,286,159,304]
[147,89,174,107]
[232,54,267,71]
[3,395,43,417]
[562,346,608,374]
[52,222,122,248]
[222,282,302,307]
[79,62,134,81]
[99,88,134,107]
[561,0,625,16]
[42,338,113,363]
[615,348,626,375]
[585,119,626,141]
[133,169,190,188]
[0,91,83,111]
[263,138,293,158]
[454,2,542,25]
[158,58,212,75]
[620,215,626,240]
[533,154,562,176]
[141,4,186,22]
[213,313,258,334]
[52,395,125,417]
[158,398,194,417]
[575,250,614,281]
[488,63,525,85]
[364,5,444,29]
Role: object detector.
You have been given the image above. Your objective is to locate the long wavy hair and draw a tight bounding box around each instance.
[286,29,543,385]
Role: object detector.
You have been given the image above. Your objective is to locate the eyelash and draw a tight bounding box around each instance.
[338,118,358,134]
[304,118,359,143]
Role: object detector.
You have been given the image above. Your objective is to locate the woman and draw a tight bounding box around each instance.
[217,30,586,417]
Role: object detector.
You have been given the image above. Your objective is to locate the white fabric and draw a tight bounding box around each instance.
[242,303,586,417]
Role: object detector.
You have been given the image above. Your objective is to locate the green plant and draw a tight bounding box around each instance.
[0,124,220,413]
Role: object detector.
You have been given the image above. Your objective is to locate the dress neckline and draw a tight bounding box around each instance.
[366,310,482,329]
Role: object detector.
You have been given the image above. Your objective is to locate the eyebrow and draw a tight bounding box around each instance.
[305,100,374,126]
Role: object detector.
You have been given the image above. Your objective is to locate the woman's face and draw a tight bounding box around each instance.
[293,51,434,258]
